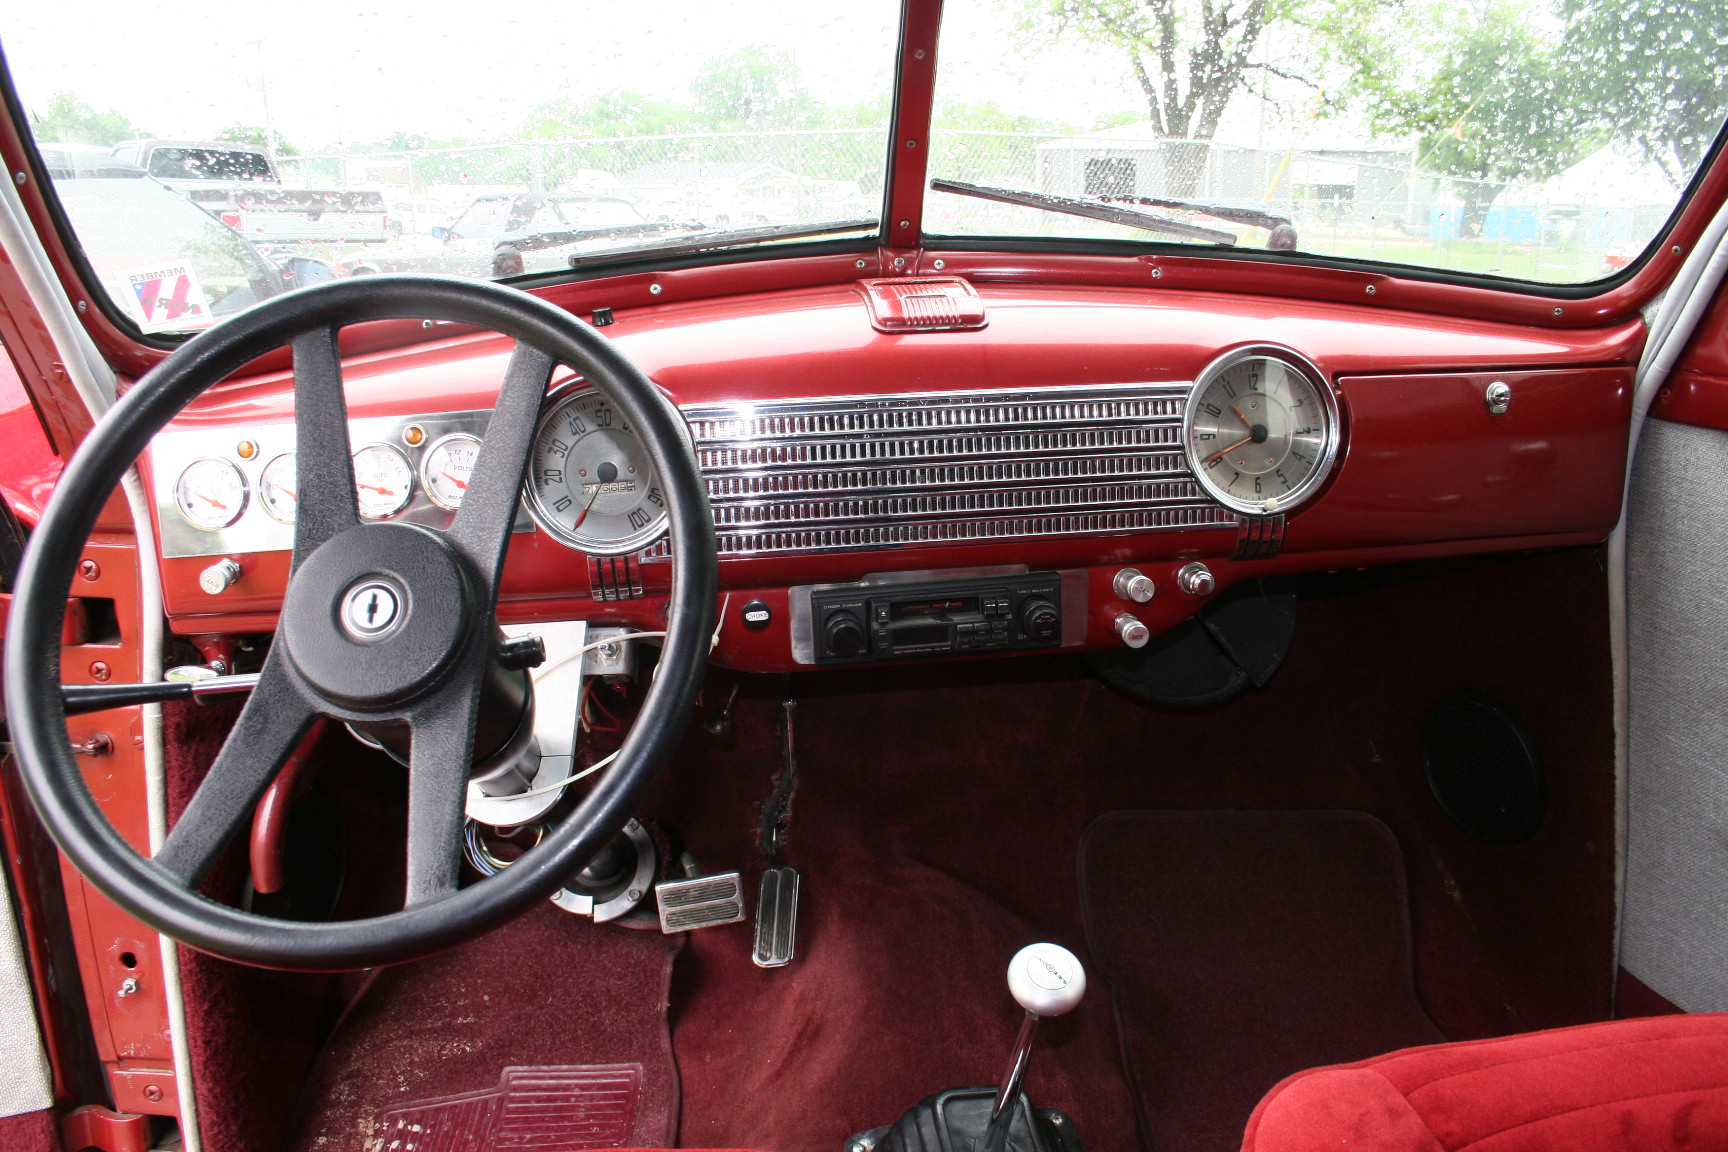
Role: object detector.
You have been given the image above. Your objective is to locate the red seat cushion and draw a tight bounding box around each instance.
[1241,1014,1728,1152]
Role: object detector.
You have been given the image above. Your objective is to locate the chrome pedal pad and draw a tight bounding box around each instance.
[655,871,746,933]
[753,866,800,968]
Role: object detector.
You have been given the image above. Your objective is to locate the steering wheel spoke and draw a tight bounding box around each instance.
[289,326,361,562]
[402,686,483,907]
[153,658,318,889]
[446,341,555,592]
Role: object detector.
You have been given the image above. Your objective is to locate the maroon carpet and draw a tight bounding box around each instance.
[286,904,681,1152]
[1082,810,1444,1152]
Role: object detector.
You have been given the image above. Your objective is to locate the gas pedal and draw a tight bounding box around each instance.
[753,866,800,967]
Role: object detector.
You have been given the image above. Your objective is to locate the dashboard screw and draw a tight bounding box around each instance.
[76,300,87,313]
[1553,307,1564,316]
[649,284,663,295]
[932,259,945,270]
[78,559,100,582]
[89,661,112,683]
[1151,267,1163,279]
[1365,284,1377,295]
[855,259,867,269]
[914,49,926,59]
[1673,245,1684,255]
[12,172,24,186]
[143,1085,163,1103]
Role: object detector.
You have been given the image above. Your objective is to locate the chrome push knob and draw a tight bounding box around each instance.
[198,558,242,595]
[1114,613,1150,649]
[1112,567,1155,603]
[1176,561,1216,597]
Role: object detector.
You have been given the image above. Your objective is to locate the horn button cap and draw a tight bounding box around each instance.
[280,523,472,709]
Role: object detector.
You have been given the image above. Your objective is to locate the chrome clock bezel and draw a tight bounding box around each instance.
[523,383,676,556]
[1180,345,1341,516]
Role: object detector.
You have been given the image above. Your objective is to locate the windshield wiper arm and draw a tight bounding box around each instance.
[498,220,695,255]
[931,179,1238,246]
[566,218,879,269]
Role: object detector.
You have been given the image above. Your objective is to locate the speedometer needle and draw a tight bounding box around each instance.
[571,461,619,530]
[1205,434,1253,464]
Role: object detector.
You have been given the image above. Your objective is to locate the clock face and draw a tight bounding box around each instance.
[1183,348,1339,515]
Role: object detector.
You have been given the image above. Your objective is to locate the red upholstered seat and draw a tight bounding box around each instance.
[1241,1014,1728,1152]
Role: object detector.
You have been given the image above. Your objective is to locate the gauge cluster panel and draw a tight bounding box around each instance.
[149,409,527,559]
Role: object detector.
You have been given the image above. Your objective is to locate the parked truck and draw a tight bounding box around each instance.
[108,138,390,245]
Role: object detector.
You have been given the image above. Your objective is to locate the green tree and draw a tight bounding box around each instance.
[689,45,813,128]
[1356,1,1596,237]
[1559,0,1728,187]
[1020,0,1385,196]
[28,92,144,146]
[521,92,695,140]
[216,123,299,157]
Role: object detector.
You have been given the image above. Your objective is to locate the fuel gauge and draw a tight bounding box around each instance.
[175,458,248,530]
[259,453,299,524]
[420,433,481,511]
[352,444,414,518]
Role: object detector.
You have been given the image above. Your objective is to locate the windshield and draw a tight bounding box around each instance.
[4,1,899,331]
[927,0,1728,284]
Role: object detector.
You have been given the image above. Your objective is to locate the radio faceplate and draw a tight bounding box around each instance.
[804,572,1069,665]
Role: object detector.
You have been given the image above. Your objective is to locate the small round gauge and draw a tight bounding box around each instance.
[259,452,299,524]
[525,387,669,555]
[1182,347,1340,515]
[175,457,248,530]
[420,433,482,511]
[352,444,415,519]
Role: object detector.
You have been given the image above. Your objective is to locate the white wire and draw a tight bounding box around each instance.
[507,749,620,800]
[530,630,668,680]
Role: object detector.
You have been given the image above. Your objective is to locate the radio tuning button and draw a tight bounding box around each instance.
[1176,562,1216,597]
[1020,598,1060,644]
[824,611,867,658]
[1114,613,1151,649]
[1113,568,1155,603]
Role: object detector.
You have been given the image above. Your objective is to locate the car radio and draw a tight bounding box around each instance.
[807,572,1066,664]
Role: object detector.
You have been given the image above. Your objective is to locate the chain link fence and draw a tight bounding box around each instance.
[277,128,1672,282]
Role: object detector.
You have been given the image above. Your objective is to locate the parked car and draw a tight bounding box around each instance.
[1,4,1727,1152]
[111,138,390,246]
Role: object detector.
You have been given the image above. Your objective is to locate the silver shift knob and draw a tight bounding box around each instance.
[1007,942,1087,1016]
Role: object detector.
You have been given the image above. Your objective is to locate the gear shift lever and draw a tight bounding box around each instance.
[982,943,1086,1152]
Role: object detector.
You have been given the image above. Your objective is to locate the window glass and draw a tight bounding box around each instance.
[926,0,1728,284]
[5,0,899,332]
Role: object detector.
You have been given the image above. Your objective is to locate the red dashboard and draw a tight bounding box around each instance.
[147,278,1640,673]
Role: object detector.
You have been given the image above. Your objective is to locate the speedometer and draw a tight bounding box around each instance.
[525,387,669,555]
[1182,347,1340,515]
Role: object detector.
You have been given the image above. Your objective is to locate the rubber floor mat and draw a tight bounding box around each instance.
[288,903,680,1152]
[373,1065,642,1152]
[1080,810,1443,1152]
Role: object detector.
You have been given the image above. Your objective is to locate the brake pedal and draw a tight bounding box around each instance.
[753,866,800,968]
[655,853,745,933]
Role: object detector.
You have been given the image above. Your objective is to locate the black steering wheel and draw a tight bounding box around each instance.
[3,275,716,970]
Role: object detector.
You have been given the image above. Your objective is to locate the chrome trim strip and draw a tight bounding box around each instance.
[683,382,1235,557]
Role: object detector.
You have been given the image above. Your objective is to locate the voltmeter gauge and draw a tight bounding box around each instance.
[175,457,248,530]
[419,433,482,511]
[352,444,414,519]
[1182,346,1340,515]
[259,453,299,524]
[524,387,670,555]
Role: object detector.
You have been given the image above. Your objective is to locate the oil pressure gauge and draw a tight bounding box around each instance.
[420,433,481,511]
[1182,346,1340,515]
[175,457,248,530]
[352,444,414,518]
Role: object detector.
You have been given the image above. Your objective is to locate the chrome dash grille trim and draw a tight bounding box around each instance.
[680,382,1237,557]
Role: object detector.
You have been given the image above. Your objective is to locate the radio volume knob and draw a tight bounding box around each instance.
[824,610,867,657]
[1021,598,1061,643]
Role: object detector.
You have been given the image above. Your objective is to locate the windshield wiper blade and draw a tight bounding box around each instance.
[1099,194,1295,247]
[566,218,879,268]
[931,179,1237,246]
[498,220,696,255]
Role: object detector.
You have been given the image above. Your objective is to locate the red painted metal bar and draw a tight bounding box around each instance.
[884,0,943,251]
